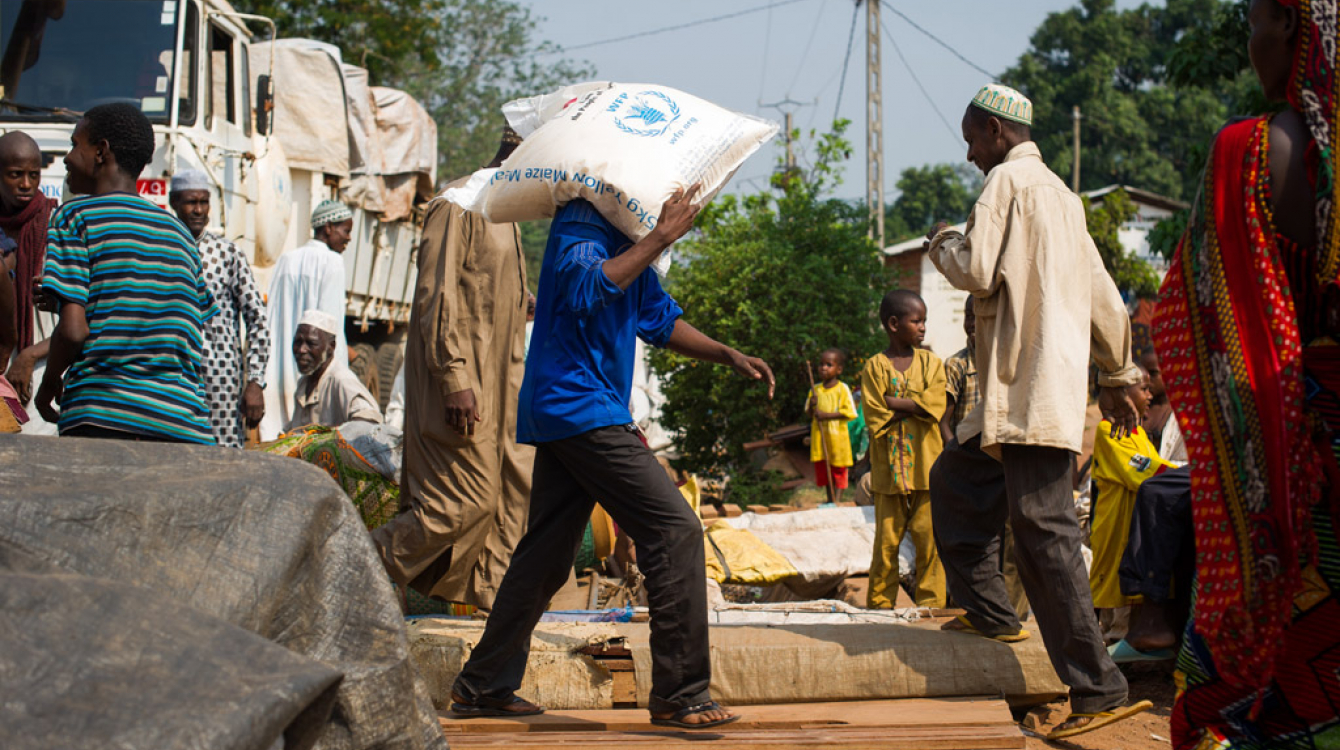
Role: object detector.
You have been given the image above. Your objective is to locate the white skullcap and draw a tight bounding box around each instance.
[311,199,353,229]
[170,169,211,193]
[297,309,339,336]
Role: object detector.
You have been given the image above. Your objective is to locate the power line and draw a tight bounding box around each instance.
[880,16,960,145]
[879,0,995,80]
[758,4,775,109]
[832,1,859,123]
[786,0,830,95]
[557,0,815,54]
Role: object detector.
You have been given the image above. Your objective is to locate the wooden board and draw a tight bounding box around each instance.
[440,697,1025,749]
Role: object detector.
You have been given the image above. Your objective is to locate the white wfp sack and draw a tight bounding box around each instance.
[442,82,778,272]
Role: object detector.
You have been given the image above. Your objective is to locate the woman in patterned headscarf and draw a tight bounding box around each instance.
[1154,0,1340,747]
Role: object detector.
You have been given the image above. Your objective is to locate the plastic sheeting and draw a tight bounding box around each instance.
[702,520,798,585]
[724,506,916,583]
[623,622,1068,709]
[250,40,351,176]
[408,619,623,711]
[248,42,438,221]
[0,435,446,750]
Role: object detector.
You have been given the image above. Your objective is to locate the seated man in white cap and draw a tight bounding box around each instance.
[168,169,269,447]
[287,309,380,431]
[924,83,1147,740]
[260,199,353,440]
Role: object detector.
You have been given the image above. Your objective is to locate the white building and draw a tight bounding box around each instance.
[880,184,1187,358]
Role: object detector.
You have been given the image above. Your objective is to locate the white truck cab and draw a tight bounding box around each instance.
[0,0,435,404]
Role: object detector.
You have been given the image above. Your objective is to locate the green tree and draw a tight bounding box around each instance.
[232,0,448,85]
[232,0,593,180]
[649,122,888,476]
[1084,188,1160,297]
[886,163,980,242]
[1002,0,1234,201]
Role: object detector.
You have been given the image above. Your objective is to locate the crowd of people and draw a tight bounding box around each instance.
[2,1,1338,744]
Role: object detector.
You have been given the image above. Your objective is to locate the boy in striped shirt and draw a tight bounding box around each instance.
[35,103,217,443]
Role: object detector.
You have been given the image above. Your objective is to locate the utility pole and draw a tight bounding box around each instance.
[865,0,885,249]
[1072,105,1081,193]
[760,98,812,176]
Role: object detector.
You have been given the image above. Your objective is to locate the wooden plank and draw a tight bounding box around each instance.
[440,697,1016,733]
[610,670,637,706]
[443,727,1024,749]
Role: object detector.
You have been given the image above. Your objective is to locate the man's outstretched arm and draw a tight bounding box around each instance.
[665,319,774,399]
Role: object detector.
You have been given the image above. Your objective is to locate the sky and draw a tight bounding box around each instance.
[528,0,1145,202]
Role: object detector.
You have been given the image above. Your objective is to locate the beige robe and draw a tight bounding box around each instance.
[929,142,1139,458]
[371,184,532,608]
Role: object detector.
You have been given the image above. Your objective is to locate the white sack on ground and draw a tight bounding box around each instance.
[443,81,777,258]
[724,506,919,583]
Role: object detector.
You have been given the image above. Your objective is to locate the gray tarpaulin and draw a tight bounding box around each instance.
[0,435,447,750]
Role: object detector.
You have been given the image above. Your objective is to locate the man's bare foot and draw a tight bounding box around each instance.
[650,700,740,729]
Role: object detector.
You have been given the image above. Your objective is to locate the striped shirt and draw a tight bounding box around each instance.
[43,193,218,443]
[944,344,979,432]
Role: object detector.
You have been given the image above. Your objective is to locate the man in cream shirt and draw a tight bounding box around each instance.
[926,84,1147,741]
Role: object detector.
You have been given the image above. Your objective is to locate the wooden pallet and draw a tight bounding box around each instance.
[439,697,1025,749]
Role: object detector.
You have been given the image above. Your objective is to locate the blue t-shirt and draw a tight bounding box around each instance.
[517,200,682,443]
[43,193,218,443]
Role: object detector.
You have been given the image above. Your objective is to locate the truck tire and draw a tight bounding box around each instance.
[349,343,380,406]
[375,341,404,411]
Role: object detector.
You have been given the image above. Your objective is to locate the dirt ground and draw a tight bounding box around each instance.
[1021,662,1176,750]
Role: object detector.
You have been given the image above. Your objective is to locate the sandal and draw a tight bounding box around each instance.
[1046,700,1153,740]
[650,700,741,730]
[1108,639,1175,664]
[940,614,1031,643]
[449,691,545,717]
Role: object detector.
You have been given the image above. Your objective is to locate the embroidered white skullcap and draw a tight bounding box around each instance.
[169,169,211,193]
[970,83,1033,126]
[311,199,353,229]
[297,309,339,336]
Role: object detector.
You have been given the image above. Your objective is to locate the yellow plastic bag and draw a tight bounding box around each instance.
[702,520,798,585]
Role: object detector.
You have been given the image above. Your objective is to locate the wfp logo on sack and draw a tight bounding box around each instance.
[609,91,681,137]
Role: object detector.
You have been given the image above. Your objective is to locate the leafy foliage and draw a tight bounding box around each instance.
[1001,0,1249,201]
[233,0,447,83]
[1147,210,1191,262]
[649,122,888,475]
[1084,188,1160,297]
[232,0,593,182]
[885,163,981,242]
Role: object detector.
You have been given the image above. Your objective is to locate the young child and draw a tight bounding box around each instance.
[805,347,857,502]
[1088,366,1175,612]
[861,290,947,609]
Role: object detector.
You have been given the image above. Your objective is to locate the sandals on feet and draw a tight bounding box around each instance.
[449,691,545,717]
[940,614,1031,643]
[1046,700,1153,740]
[650,700,741,730]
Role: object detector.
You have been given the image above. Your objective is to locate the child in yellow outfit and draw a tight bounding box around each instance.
[861,290,947,609]
[805,348,858,502]
[1089,367,1175,609]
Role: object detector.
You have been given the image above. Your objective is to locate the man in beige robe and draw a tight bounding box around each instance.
[371,128,532,609]
[926,84,1147,740]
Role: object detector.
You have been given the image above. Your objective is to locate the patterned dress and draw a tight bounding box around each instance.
[198,232,269,447]
[1155,2,1340,742]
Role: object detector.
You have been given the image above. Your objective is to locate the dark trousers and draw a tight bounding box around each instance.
[930,436,1128,713]
[453,424,711,714]
[1119,465,1193,602]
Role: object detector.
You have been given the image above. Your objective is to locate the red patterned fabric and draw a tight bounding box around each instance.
[0,192,53,351]
[1155,117,1322,696]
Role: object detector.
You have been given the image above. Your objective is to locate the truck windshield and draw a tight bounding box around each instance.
[0,0,185,122]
